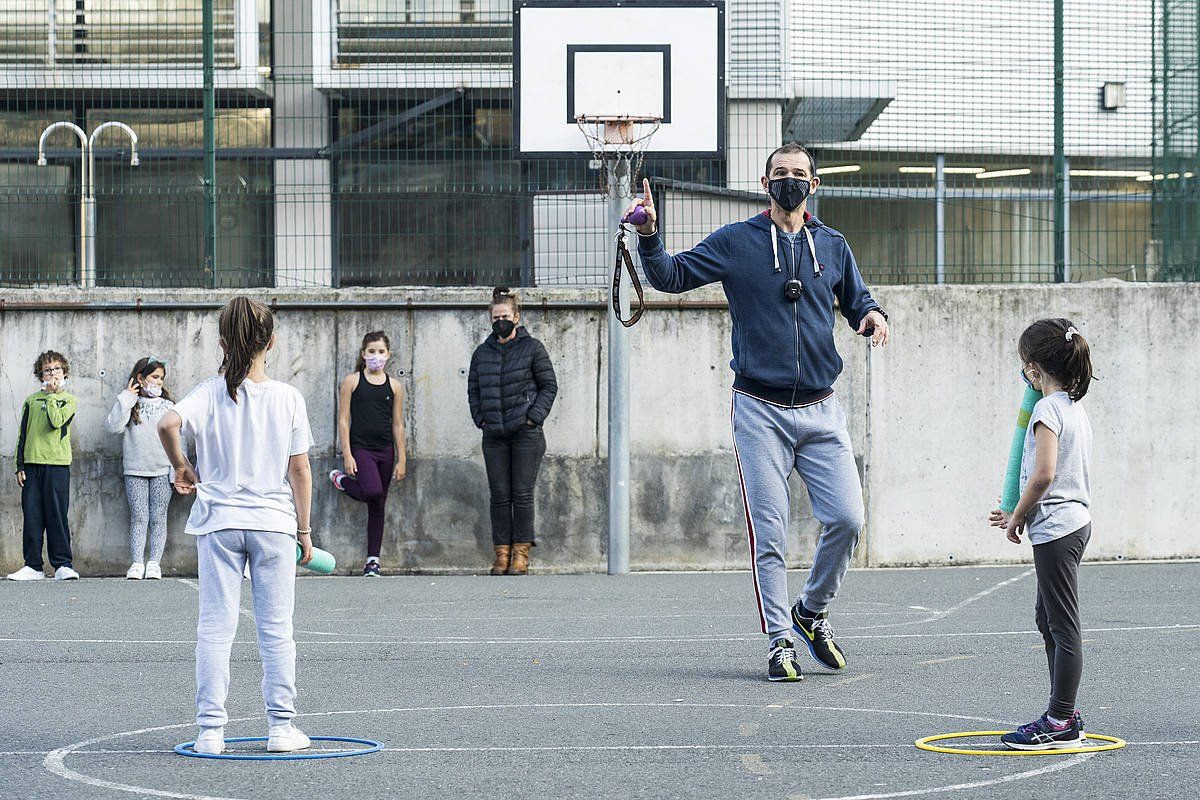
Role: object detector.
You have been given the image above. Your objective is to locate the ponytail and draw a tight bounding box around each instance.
[1063,327,1093,401]
[218,296,274,403]
[1018,317,1093,402]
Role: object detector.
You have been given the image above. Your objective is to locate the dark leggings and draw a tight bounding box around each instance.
[482,426,546,546]
[1033,523,1091,719]
[342,446,394,558]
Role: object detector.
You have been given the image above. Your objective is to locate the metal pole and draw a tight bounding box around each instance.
[85,122,140,289]
[1062,156,1070,283]
[46,0,56,66]
[202,0,217,287]
[37,122,88,287]
[1053,0,1066,283]
[607,159,632,575]
[934,154,946,284]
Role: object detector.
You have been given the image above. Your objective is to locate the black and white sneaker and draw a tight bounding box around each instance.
[767,639,804,682]
[363,561,381,577]
[791,603,847,670]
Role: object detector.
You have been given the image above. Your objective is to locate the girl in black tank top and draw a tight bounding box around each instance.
[350,370,393,450]
[331,332,407,576]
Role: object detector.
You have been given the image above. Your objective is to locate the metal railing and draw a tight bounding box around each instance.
[0,0,238,67]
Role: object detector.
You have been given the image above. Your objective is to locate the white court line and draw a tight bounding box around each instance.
[38,702,1111,800]
[7,738,1197,757]
[2,622,1197,647]
[854,568,1035,631]
[809,753,1095,800]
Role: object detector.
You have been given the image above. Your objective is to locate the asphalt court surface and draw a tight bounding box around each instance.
[1,562,1196,799]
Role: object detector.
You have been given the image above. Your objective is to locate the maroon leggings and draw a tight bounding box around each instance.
[343,446,394,558]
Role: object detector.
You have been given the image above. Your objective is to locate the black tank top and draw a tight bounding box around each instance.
[349,370,394,450]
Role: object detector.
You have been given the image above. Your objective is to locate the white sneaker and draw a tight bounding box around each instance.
[194,727,225,755]
[6,566,44,581]
[53,566,80,581]
[144,561,162,580]
[266,724,311,753]
[126,563,145,580]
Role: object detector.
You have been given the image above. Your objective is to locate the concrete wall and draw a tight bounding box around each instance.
[1,282,1196,575]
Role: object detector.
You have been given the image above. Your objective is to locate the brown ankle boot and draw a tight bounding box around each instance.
[506,543,532,575]
[490,545,512,576]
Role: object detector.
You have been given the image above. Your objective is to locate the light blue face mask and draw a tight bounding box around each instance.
[143,384,164,398]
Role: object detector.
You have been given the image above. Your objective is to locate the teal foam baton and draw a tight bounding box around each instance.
[297,541,336,574]
[999,385,1043,513]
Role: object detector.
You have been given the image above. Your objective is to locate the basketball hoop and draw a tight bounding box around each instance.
[576,114,660,328]
[576,114,662,198]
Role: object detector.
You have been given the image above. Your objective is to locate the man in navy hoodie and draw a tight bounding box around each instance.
[629,142,889,682]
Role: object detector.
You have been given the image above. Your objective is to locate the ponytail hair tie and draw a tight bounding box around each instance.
[1065,326,1080,341]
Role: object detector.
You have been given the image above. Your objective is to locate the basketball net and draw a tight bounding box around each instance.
[576,115,662,199]
[576,115,661,327]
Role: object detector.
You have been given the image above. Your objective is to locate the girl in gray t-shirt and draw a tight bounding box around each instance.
[988,318,1094,751]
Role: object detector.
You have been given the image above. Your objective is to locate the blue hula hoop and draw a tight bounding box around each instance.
[174,736,383,761]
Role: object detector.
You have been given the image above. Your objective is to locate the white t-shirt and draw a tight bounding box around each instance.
[173,376,314,536]
[1019,391,1092,545]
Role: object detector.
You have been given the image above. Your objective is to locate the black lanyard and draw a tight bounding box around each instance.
[613,225,646,327]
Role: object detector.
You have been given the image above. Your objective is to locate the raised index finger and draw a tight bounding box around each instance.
[642,178,654,207]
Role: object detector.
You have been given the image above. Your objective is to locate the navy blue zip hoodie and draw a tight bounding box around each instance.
[637,210,883,405]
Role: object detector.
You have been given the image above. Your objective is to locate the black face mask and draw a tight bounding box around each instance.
[768,177,811,212]
[492,319,516,339]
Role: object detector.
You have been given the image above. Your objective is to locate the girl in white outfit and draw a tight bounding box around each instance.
[158,296,315,755]
[106,356,175,580]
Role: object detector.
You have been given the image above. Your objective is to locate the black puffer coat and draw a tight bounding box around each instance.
[468,328,558,437]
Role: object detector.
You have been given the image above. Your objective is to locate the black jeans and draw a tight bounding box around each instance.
[1033,523,1091,719]
[21,464,74,570]
[482,425,546,546]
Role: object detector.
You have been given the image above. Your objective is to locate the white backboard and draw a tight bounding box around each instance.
[514,1,726,156]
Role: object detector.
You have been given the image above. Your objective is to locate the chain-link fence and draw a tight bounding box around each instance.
[0,0,1188,288]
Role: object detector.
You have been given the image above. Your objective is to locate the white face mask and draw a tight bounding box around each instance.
[42,378,67,390]
[143,384,163,398]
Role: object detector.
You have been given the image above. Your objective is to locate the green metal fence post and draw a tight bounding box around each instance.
[203,0,217,288]
[1054,0,1067,283]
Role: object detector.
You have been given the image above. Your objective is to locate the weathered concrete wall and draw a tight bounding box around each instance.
[1,282,1196,575]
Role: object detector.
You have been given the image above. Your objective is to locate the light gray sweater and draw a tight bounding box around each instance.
[106,392,174,477]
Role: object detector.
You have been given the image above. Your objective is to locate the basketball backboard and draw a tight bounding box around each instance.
[514,1,725,157]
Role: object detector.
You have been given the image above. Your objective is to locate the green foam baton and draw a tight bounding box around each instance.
[999,385,1042,513]
[297,541,336,574]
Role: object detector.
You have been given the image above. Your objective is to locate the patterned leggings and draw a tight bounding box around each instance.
[125,475,171,564]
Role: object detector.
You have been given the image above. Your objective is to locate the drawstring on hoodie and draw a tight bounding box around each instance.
[770,222,821,277]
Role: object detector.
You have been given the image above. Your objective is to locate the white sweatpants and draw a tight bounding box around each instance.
[195,529,297,730]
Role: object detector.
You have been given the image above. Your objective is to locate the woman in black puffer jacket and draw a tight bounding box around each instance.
[468,288,558,575]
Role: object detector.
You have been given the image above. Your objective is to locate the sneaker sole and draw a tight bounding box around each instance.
[1001,736,1085,751]
[767,674,804,682]
[267,741,311,753]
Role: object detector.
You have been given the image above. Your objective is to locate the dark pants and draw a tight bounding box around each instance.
[482,426,546,546]
[21,464,73,570]
[1033,523,1091,719]
[342,446,395,559]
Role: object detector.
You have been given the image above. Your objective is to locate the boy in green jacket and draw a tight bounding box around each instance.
[8,351,79,581]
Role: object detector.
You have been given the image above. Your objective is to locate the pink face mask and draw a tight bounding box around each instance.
[364,354,388,371]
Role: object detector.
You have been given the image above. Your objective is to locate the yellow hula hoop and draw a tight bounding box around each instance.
[914,731,1127,756]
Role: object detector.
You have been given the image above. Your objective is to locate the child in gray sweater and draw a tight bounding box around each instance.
[106,357,175,580]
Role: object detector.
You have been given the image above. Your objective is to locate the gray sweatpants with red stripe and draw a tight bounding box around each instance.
[732,390,865,643]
